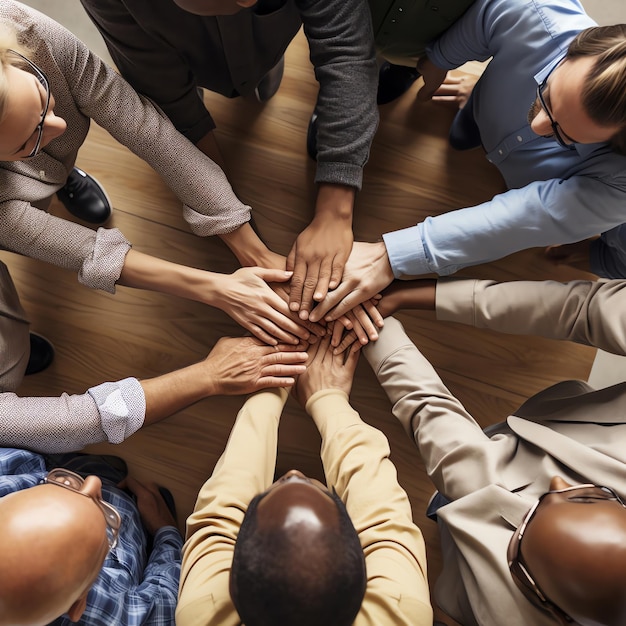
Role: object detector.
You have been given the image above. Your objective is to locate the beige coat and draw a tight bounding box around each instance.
[177,387,433,625]
[364,278,626,626]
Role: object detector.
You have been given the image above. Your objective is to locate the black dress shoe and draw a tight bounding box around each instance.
[57,167,112,224]
[306,111,318,161]
[25,332,55,375]
[158,486,178,520]
[254,56,285,102]
[377,61,421,105]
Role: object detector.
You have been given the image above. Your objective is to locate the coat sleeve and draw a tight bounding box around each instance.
[307,389,433,625]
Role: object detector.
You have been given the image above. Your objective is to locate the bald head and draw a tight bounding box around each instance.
[230,470,366,626]
[520,478,626,626]
[0,480,110,626]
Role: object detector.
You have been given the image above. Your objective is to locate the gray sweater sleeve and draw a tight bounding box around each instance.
[298,0,379,190]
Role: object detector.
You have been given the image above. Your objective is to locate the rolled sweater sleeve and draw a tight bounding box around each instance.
[0,377,145,453]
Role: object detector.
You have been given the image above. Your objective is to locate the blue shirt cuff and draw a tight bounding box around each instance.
[383,225,430,277]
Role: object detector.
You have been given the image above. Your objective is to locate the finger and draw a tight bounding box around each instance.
[344,343,362,370]
[312,256,334,303]
[124,476,148,496]
[307,283,351,322]
[288,256,308,313]
[331,319,346,347]
[352,306,379,342]
[327,256,345,292]
[260,310,312,343]
[286,245,296,273]
[255,268,294,284]
[262,350,309,365]
[260,363,307,377]
[337,314,353,330]
[347,313,369,346]
[432,84,464,97]
[317,334,334,363]
[299,265,322,320]
[349,339,364,354]
[441,75,464,85]
[257,376,297,389]
[299,317,327,338]
[361,299,385,329]
[333,331,358,354]
[257,318,307,345]
[270,342,310,353]
[248,324,279,346]
[322,292,361,323]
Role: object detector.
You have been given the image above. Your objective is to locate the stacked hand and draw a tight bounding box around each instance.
[293,335,360,406]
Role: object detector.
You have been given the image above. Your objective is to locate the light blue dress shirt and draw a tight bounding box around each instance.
[383,0,626,278]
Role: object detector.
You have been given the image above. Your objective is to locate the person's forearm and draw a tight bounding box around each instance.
[305,389,359,440]
[219,223,284,268]
[436,277,626,353]
[117,249,221,304]
[380,279,437,315]
[140,361,219,425]
[314,183,354,224]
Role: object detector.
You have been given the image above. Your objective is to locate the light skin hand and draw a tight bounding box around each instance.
[203,336,308,394]
[293,335,360,407]
[123,477,177,536]
[416,57,450,102]
[331,298,383,345]
[334,280,437,353]
[269,281,328,340]
[308,241,394,323]
[429,73,477,109]
[212,267,314,345]
[118,249,295,344]
[331,297,383,351]
[219,223,286,269]
[287,184,354,320]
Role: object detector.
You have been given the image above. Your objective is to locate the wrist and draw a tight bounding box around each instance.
[219,223,270,267]
[315,184,355,222]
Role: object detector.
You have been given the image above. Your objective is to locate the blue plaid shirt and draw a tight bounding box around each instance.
[0,448,182,625]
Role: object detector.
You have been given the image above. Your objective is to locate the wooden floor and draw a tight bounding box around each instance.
[4,30,596,623]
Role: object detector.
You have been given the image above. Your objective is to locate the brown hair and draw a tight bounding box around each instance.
[567,25,626,154]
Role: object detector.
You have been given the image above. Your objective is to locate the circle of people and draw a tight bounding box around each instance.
[1,0,626,625]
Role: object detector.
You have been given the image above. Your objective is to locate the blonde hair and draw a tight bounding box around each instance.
[567,25,626,154]
[0,23,33,124]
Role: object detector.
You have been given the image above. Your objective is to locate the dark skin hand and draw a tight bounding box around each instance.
[287,184,355,320]
[123,476,178,535]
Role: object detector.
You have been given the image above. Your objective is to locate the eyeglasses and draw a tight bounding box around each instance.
[8,49,51,158]
[507,484,625,624]
[536,55,577,151]
[42,468,122,549]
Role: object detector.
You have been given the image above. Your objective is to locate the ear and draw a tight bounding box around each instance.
[66,593,88,622]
